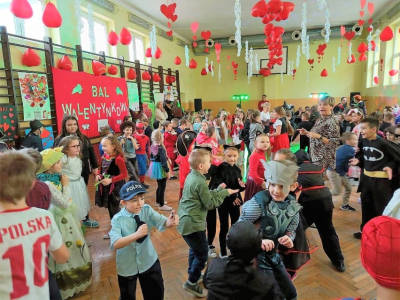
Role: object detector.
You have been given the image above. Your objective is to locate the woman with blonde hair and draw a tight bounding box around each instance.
[155,100,168,124]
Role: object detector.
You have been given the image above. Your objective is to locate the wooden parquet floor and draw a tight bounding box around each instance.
[71,174,377,300]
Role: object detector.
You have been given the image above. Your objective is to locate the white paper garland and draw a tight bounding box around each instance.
[337,46,341,65]
[301,2,307,55]
[296,45,301,68]
[87,4,95,52]
[318,0,327,11]
[373,29,381,53]
[306,35,310,59]
[211,61,214,76]
[219,64,221,83]
[348,42,352,63]
[332,57,336,73]
[324,9,330,43]
[74,0,84,33]
[185,45,190,67]
[255,54,260,71]
[367,26,373,51]
[150,26,157,57]
[245,41,249,63]
[205,57,209,73]
[248,47,253,83]
[234,0,242,57]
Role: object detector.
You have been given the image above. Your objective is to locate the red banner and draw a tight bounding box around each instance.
[52,68,129,138]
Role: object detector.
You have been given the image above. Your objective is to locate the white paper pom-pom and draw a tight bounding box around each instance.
[185,45,190,67]
[234,0,242,57]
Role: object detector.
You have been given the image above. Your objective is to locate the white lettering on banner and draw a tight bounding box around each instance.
[61,102,128,119]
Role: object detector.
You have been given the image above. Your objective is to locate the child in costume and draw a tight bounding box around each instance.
[37,147,92,299]
[239,160,302,300]
[349,108,364,186]
[207,145,246,258]
[134,122,151,188]
[163,121,178,179]
[118,121,140,182]
[196,125,223,166]
[231,117,245,166]
[109,181,179,300]
[244,133,271,202]
[95,136,128,239]
[58,136,92,222]
[148,130,172,211]
[248,111,264,152]
[270,106,290,159]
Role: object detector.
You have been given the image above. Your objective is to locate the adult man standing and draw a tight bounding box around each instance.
[21,119,44,151]
[333,97,348,114]
[258,94,268,111]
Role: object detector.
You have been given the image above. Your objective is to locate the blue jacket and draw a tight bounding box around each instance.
[335,144,355,176]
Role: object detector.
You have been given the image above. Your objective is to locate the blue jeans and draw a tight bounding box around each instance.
[182,231,208,283]
[136,154,147,176]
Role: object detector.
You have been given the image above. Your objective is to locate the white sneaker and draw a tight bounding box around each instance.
[155,201,167,207]
[159,205,172,211]
[208,246,217,258]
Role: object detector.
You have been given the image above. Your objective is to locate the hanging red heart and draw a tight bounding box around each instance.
[227,55,231,61]
[22,48,41,67]
[193,35,197,40]
[344,31,355,41]
[264,23,275,36]
[108,65,118,75]
[321,69,328,77]
[193,42,198,47]
[340,26,346,36]
[153,73,161,82]
[357,42,367,53]
[262,14,277,24]
[42,3,62,28]
[370,40,376,51]
[251,0,268,17]
[119,28,132,45]
[267,0,284,14]
[380,26,394,42]
[168,22,171,28]
[263,69,271,77]
[367,26,373,32]
[276,50,283,57]
[165,75,172,84]
[57,55,73,71]
[359,53,367,61]
[10,0,33,19]
[205,48,210,53]
[275,44,283,50]
[389,69,399,77]
[232,62,239,69]
[108,30,119,46]
[368,2,374,16]
[273,26,285,38]
[373,76,379,84]
[268,44,276,51]
[191,22,199,34]
[171,15,178,22]
[265,36,275,45]
[347,54,356,64]
[171,76,176,83]
[308,59,314,65]
[208,64,214,72]
[174,56,181,65]
[145,48,152,58]
[360,10,364,17]
[360,0,367,9]
[358,19,365,26]
[160,4,176,19]
[233,70,238,75]
[201,68,207,76]
[201,31,212,40]
[368,18,373,25]
[167,31,173,37]
[154,47,162,59]
[142,71,151,81]
[275,2,295,21]
[92,60,106,76]
[259,68,267,75]
[189,59,197,69]
[276,57,283,65]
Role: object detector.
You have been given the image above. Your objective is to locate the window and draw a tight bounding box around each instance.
[128,35,145,64]
[0,0,46,40]
[391,23,400,84]
[80,15,109,55]
[371,41,381,86]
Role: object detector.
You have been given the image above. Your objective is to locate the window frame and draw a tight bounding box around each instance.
[128,34,145,64]
[391,23,400,85]
[79,12,109,55]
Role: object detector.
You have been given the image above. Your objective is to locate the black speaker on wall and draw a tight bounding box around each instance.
[194,98,202,112]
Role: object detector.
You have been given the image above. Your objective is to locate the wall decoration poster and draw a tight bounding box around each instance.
[127,82,140,111]
[18,72,51,121]
[164,86,174,101]
[52,68,129,137]
[0,104,18,141]
[24,126,54,149]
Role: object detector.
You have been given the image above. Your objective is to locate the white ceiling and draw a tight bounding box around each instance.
[117,0,397,41]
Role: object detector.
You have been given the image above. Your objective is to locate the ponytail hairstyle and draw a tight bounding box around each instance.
[274,106,286,117]
[250,110,261,124]
[213,118,225,140]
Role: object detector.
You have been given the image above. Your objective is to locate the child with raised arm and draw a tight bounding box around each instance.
[178,149,238,298]
[109,181,179,300]
[0,151,69,300]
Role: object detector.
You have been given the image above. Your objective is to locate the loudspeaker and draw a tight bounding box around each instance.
[194,98,202,112]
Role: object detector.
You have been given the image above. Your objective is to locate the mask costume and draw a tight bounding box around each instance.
[133,122,150,186]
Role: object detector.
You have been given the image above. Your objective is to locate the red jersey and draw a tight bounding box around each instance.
[134,133,150,155]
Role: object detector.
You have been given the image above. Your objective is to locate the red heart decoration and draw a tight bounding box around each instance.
[233,63,239,69]
[275,44,283,50]
[262,14,277,25]
[145,47,152,58]
[10,0,33,19]
[10,108,13,111]
[167,31,173,37]
[189,59,197,69]
[92,60,106,76]
[358,19,365,26]
[170,15,178,22]
[276,50,283,57]
[119,28,132,45]
[193,35,197,40]
[227,55,231,61]
[57,55,73,71]
[368,2,374,16]
[174,56,181,65]
[215,43,222,52]
[154,47,162,59]
[14,135,18,139]
[259,68,267,75]
[275,1,295,21]
[193,42,198,47]
[264,23,275,36]
[321,69,328,77]
[367,26,373,32]
[318,44,327,51]
[3,116,6,119]
[368,18,373,25]
[233,70,238,75]
[267,0,284,14]
[153,73,161,82]
[168,22,171,28]
[204,48,210,53]
[308,59,314,65]
[108,65,118,75]
[11,120,15,124]
[276,57,283,65]
[347,54,356,64]
[142,71,151,81]
[380,26,394,42]
[201,68,207,76]
[191,22,199,34]
[42,2,62,28]
[251,0,268,17]
[344,31,355,41]
[22,48,41,67]
[4,123,10,132]
[268,44,276,51]
[165,75,172,84]
[11,126,15,131]
[127,68,136,80]
[359,53,367,61]
[9,113,13,118]
[201,31,212,40]
[360,10,364,17]
[370,40,376,51]
[160,4,175,19]
[357,42,367,53]
[171,76,176,83]
[108,30,119,46]
[374,76,379,84]
[389,69,399,77]
[360,0,367,9]
[7,132,11,136]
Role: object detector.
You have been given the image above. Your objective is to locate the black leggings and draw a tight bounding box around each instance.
[217,201,240,256]
[156,178,167,206]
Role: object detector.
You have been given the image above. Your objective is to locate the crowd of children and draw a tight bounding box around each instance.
[2,96,400,300]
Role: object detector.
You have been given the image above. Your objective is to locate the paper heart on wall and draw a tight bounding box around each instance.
[142,71,151,81]
[108,30,119,46]
[57,55,73,71]
[10,0,33,19]
[92,60,106,76]
[153,73,161,82]
[167,31,173,37]
[174,56,181,65]
[22,48,41,67]
[42,3,62,28]
[201,31,212,40]
[108,65,118,75]
[127,68,136,80]
[119,28,132,45]
[380,26,394,42]
[344,31,355,41]
[251,0,268,17]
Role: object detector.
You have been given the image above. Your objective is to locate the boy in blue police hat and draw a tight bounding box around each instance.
[109,181,179,300]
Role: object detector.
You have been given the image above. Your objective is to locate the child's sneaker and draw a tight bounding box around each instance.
[159,205,172,211]
[170,176,178,180]
[183,281,207,298]
[208,246,217,258]
[340,204,356,211]
[141,183,150,189]
[353,231,362,239]
[83,218,99,228]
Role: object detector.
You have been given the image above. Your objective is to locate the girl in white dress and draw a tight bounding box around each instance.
[58,136,91,221]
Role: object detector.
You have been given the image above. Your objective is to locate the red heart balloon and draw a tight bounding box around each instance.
[275,44,283,50]
[264,23,275,36]
[171,15,178,22]
[319,44,327,51]
[275,2,295,21]
[267,0,284,14]
[265,36,275,45]
[193,42,198,47]
[374,76,379,84]
[22,48,41,67]
[308,59,314,65]
[153,73,161,82]
[154,47,162,59]
[276,50,283,57]
[189,59,197,69]
[201,31,212,40]
[357,42,367,53]
[42,3,62,28]
[321,69,328,77]
[344,31,355,41]
[205,48,210,53]
[370,40,376,51]
[380,26,394,42]
[262,14,277,24]
[10,0,33,19]
[263,69,271,77]
[142,71,151,81]
[358,19,365,26]
[165,75,172,84]
[389,69,399,76]
[201,68,207,76]
[359,53,367,61]
[92,60,106,76]
[119,28,132,45]
[57,55,73,71]
[360,11,365,17]
[108,65,118,75]
[127,68,136,80]
[174,56,181,65]
[367,26,373,32]
[145,47,152,58]
[276,57,283,65]
[268,44,276,51]
[251,0,268,18]
[167,30,173,37]
[171,76,176,83]
[233,63,239,69]
[347,54,356,64]
[259,68,267,75]
[108,30,119,46]
[273,26,285,37]
[160,4,175,19]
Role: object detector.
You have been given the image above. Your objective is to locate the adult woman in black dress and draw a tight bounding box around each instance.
[55,114,99,228]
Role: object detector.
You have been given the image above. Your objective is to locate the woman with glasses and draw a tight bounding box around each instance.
[55,114,99,228]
